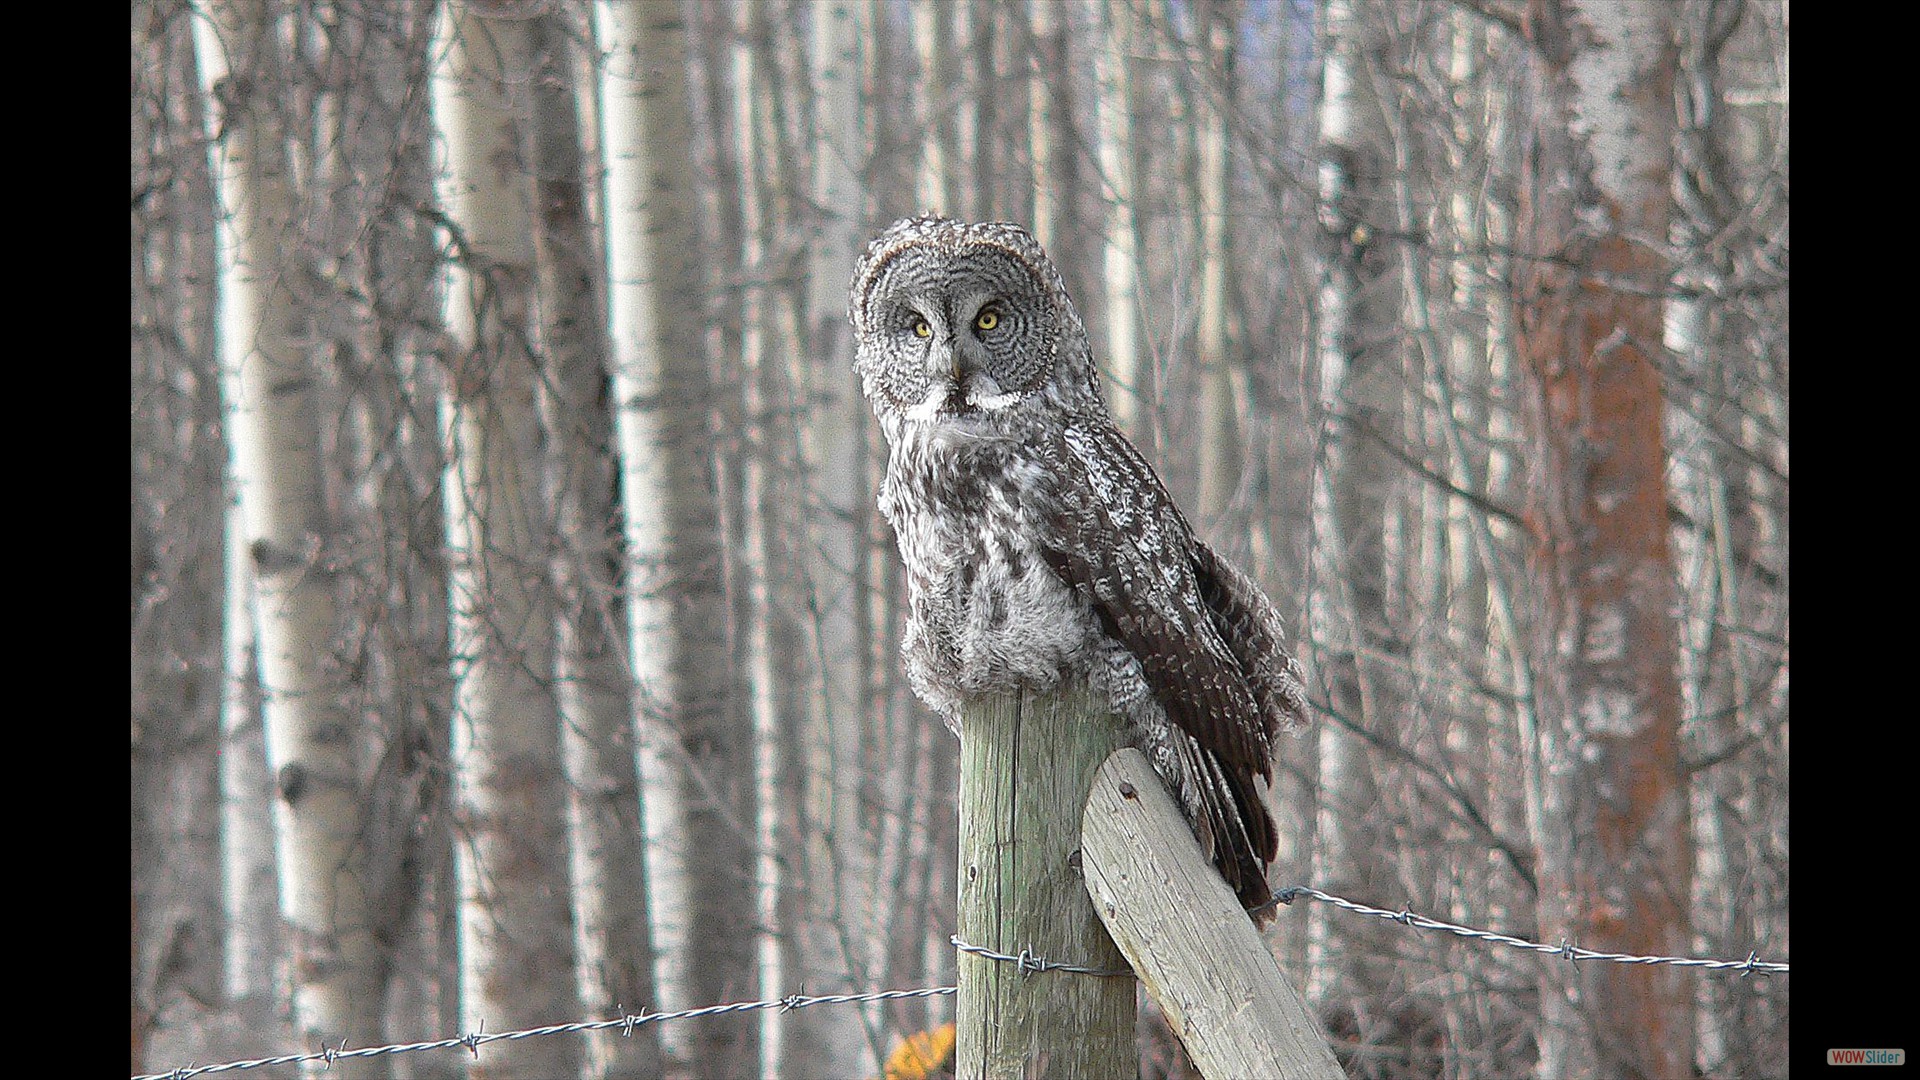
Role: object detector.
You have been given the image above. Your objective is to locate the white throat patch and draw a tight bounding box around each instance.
[905,382,1021,420]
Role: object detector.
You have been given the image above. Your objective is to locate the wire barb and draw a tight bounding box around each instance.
[1253,885,1305,916]
[949,934,1133,977]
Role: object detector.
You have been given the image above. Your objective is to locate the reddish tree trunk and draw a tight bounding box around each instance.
[1515,3,1694,1077]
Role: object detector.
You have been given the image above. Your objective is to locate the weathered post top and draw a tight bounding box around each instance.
[956,683,1138,1080]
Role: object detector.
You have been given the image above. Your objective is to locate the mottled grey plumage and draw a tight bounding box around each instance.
[849,216,1308,916]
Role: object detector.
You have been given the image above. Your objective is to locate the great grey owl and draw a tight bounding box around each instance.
[849,215,1308,916]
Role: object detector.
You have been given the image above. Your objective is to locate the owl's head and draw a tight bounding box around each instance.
[849,216,1101,426]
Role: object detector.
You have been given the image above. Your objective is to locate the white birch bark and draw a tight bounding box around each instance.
[913,0,962,215]
[1193,2,1239,526]
[803,3,892,1072]
[218,492,280,1021]
[733,18,784,1077]
[1095,0,1147,442]
[528,11,663,1077]
[195,2,388,1070]
[1306,1,1402,1046]
[597,4,756,1074]
[1028,0,1074,257]
[431,5,581,1075]
[1308,16,1359,1019]
[593,4,688,1051]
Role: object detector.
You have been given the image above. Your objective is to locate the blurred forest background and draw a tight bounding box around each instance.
[131,0,1788,1077]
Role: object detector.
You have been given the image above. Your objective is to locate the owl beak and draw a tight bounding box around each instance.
[925,334,965,384]
[945,334,986,382]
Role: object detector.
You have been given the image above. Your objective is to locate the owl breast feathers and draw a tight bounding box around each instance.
[849,215,1308,917]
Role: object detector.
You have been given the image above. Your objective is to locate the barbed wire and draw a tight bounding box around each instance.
[134,884,1784,1078]
[950,934,1132,976]
[1264,887,1789,976]
[131,986,956,1080]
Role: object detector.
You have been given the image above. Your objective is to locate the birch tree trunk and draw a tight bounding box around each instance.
[734,12,786,1075]
[218,492,281,1022]
[801,2,895,1071]
[1306,2,1408,1065]
[1095,0,1148,445]
[1192,0,1240,527]
[528,11,663,1077]
[432,5,581,1075]
[196,2,390,1071]
[597,3,756,1074]
[1514,4,1694,1076]
[968,0,1029,224]
[1028,0,1088,293]
[914,0,964,216]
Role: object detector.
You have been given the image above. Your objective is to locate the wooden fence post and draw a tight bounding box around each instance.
[1082,748,1343,1079]
[956,683,1138,1079]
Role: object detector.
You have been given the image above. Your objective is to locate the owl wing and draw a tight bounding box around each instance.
[1190,538,1311,746]
[1043,422,1301,887]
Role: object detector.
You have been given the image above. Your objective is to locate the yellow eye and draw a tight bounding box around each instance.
[914,320,931,338]
[975,309,999,331]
